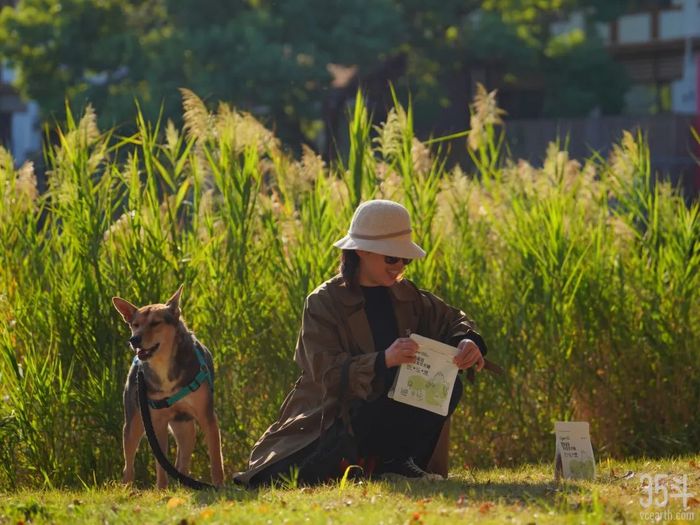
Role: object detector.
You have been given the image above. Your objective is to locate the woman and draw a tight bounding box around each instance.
[235,199,489,486]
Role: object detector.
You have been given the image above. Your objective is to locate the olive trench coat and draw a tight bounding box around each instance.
[234,274,486,485]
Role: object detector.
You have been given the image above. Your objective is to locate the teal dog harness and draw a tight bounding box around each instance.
[134,340,213,410]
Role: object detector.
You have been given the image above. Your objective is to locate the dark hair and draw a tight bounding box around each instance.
[339,250,360,287]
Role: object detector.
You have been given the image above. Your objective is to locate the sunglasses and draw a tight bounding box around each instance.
[384,255,412,265]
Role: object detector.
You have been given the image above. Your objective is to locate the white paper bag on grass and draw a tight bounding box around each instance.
[554,421,596,481]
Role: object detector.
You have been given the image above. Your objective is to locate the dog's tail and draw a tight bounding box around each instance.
[137,368,216,490]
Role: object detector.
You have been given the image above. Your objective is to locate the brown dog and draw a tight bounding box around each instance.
[112,286,224,488]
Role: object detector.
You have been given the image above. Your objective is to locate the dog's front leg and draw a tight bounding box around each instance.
[123,414,144,484]
[151,417,171,489]
[200,412,225,487]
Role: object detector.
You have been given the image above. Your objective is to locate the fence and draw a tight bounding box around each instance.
[504,113,699,196]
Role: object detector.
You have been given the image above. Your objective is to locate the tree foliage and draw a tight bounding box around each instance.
[0,0,638,142]
[0,0,403,141]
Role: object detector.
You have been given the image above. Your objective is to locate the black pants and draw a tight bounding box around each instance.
[354,375,463,469]
[250,376,463,487]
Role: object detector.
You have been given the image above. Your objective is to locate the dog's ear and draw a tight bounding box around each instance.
[112,297,138,323]
[166,284,184,318]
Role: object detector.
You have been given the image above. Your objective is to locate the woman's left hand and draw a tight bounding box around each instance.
[453,339,484,371]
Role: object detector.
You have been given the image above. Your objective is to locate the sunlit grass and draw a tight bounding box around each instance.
[1,456,698,524]
[0,87,698,490]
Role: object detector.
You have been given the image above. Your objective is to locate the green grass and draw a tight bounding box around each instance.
[1,87,699,489]
[1,456,698,524]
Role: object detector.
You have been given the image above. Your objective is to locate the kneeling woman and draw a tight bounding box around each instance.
[235,200,489,486]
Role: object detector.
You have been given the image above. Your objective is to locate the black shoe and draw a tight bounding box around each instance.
[380,457,444,480]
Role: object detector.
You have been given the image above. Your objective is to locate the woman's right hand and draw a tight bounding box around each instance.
[384,337,419,368]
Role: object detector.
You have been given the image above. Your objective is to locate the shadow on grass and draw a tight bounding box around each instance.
[379,477,587,505]
[186,474,591,507]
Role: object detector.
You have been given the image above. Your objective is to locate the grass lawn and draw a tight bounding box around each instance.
[2,456,699,524]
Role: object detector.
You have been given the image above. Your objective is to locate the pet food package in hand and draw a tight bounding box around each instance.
[554,421,596,481]
[388,333,459,416]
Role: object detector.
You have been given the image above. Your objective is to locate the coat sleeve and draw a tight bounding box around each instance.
[419,290,488,356]
[294,292,378,401]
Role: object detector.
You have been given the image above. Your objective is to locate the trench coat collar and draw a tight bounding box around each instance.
[329,275,420,356]
[331,274,418,307]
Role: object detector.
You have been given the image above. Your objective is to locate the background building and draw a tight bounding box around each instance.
[506,0,700,194]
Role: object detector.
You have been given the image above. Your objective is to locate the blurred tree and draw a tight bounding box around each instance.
[0,0,641,147]
[404,0,638,129]
[326,0,640,141]
[542,28,628,116]
[0,0,404,144]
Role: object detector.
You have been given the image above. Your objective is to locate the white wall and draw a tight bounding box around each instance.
[659,9,685,40]
[11,101,41,164]
[2,65,41,165]
[618,13,651,44]
[669,0,700,114]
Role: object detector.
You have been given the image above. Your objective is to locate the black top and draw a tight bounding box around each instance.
[360,285,398,385]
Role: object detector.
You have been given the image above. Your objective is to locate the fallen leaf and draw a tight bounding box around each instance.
[687,497,700,508]
[166,497,187,509]
[199,508,215,519]
[479,502,495,514]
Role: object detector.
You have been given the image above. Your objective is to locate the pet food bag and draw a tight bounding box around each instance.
[388,333,459,416]
[554,421,596,481]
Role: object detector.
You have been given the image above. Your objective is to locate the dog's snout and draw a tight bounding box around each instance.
[129,335,142,348]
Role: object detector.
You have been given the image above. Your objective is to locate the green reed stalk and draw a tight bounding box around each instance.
[0,89,698,489]
[345,90,375,208]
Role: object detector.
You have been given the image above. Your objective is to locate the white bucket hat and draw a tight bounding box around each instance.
[333,200,426,259]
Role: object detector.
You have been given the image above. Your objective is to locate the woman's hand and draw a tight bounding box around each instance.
[384,337,419,368]
[454,339,484,371]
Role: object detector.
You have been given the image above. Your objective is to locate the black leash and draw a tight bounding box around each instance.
[137,366,215,490]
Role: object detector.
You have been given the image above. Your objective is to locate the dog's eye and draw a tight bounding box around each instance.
[150,321,161,327]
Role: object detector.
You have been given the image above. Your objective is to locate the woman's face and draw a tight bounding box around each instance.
[356,250,409,287]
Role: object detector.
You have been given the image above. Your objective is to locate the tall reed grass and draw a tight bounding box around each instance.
[0,88,698,489]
